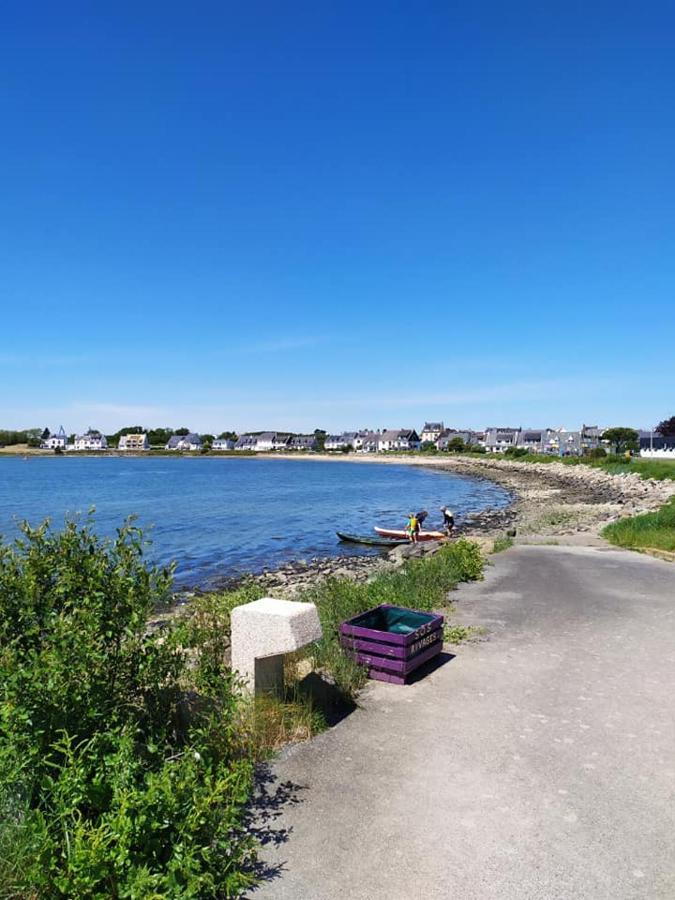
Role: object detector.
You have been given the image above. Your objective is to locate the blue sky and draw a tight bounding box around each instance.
[1,2,673,434]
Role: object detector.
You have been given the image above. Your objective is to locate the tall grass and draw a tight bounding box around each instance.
[602,498,675,552]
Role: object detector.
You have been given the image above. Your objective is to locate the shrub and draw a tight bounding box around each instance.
[504,447,528,458]
[0,518,256,898]
[585,447,607,459]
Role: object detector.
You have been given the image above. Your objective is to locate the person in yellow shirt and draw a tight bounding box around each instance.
[406,512,419,544]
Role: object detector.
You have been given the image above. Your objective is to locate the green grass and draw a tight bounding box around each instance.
[602,498,675,552]
[457,450,675,482]
[443,623,486,644]
[492,535,514,553]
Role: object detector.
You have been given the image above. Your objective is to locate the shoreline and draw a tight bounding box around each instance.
[7,450,673,600]
[186,453,673,600]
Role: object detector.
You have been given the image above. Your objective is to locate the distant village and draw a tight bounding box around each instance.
[36,422,675,458]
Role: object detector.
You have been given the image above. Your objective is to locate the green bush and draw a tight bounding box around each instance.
[0,518,255,899]
[504,447,528,458]
[585,447,607,459]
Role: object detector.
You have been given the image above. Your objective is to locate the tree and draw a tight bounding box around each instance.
[602,427,639,455]
[656,416,675,437]
[218,431,238,441]
[41,427,50,440]
[174,427,190,436]
[314,429,327,451]
[25,428,42,448]
[200,433,215,445]
[420,441,437,452]
[447,437,466,453]
[147,427,174,447]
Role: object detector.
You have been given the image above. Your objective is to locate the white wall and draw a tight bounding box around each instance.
[640,448,675,458]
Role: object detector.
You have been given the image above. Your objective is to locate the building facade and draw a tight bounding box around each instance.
[41,426,67,450]
[118,433,149,451]
[73,430,108,451]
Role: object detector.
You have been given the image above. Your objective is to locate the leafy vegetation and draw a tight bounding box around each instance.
[602,498,675,553]
[0,518,257,899]
[601,427,639,455]
[656,415,675,437]
[0,428,42,447]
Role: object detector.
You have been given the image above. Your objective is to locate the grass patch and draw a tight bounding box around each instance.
[492,535,514,553]
[443,623,486,644]
[477,451,675,482]
[602,498,675,552]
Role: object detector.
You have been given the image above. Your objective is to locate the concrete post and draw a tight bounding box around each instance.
[230,597,323,695]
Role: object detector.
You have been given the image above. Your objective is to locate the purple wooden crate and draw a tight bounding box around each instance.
[340,604,444,647]
[339,604,445,685]
[341,627,443,660]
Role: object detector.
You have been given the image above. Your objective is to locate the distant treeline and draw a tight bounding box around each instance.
[0,428,42,447]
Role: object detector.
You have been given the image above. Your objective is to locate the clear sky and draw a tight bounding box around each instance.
[1,1,673,434]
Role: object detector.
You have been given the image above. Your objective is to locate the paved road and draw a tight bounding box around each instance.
[250,546,675,900]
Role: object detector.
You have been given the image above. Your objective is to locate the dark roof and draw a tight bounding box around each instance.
[640,436,675,449]
[523,431,542,441]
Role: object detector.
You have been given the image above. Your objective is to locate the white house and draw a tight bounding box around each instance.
[74,429,108,451]
[377,429,421,451]
[289,434,318,451]
[118,433,149,451]
[165,433,202,451]
[212,438,236,451]
[483,427,521,453]
[353,431,380,453]
[41,426,67,450]
[325,432,357,450]
[234,432,291,452]
[420,422,444,444]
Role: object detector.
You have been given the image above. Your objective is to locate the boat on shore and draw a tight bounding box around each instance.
[374,527,446,542]
[337,531,408,547]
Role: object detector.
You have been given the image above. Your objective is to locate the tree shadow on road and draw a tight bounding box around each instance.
[242,763,307,893]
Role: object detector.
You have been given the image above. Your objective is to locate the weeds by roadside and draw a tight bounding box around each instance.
[492,536,514,553]
[443,623,487,644]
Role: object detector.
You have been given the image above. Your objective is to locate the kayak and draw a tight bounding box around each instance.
[374,527,446,542]
[337,531,408,547]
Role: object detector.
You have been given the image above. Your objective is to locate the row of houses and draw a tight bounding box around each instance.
[232,432,319,452]
[41,428,110,452]
[39,424,675,458]
[480,425,606,455]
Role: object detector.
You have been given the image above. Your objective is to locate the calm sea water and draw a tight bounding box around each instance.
[0,457,510,587]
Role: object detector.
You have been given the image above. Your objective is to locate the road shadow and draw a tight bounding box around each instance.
[242,763,307,892]
[406,649,456,684]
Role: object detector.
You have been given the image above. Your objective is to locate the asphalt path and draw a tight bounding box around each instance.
[250,546,675,899]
